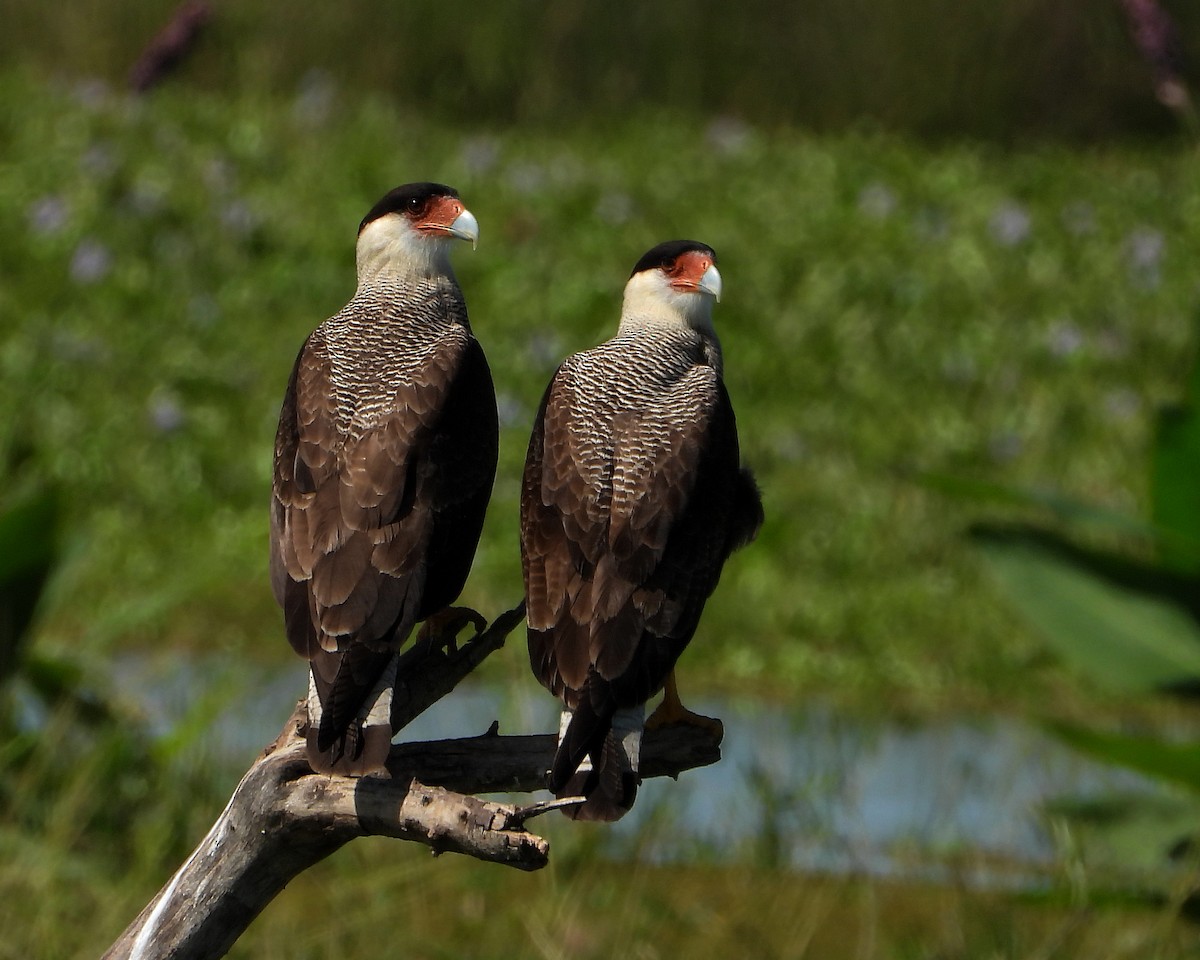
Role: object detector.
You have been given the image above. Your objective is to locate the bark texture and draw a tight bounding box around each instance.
[102,605,722,960]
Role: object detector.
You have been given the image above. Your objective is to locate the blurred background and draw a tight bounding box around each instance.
[2,1,1200,956]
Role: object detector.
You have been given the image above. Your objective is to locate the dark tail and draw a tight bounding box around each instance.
[306,646,396,776]
[550,697,640,822]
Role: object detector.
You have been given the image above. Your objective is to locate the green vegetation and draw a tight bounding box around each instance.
[3,71,1197,715]
[957,347,1200,902]
[1,0,1194,140]
[3,66,1200,955]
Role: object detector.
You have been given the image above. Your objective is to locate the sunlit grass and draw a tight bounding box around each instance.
[1,71,1197,719]
[76,839,1188,960]
[4,36,1200,960]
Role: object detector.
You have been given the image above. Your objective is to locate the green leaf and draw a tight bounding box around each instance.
[0,490,60,682]
[1152,348,1200,572]
[973,529,1200,694]
[1048,720,1200,794]
[0,490,58,583]
[923,472,1159,540]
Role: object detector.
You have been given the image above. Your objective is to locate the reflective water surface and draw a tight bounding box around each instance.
[114,654,1158,885]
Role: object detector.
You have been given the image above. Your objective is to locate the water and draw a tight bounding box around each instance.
[112,654,1159,885]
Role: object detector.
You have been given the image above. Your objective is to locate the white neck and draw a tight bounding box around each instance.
[355,214,455,286]
[617,269,719,340]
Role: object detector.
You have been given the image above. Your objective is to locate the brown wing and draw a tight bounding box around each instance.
[521,364,608,702]
[272,329,497,767]
[522,364,761,708]
[522,360,760,795]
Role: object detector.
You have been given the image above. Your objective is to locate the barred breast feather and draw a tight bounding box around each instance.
[521,323,762,815]
[271,274,497,775]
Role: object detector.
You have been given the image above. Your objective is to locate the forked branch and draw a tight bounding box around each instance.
[102,605,723,960]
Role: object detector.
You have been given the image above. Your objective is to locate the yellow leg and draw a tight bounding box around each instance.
[646,670,724,740]
[416,606,487,653]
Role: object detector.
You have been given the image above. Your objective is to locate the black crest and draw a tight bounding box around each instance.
[358,182,459,234]
[629,240,717,278]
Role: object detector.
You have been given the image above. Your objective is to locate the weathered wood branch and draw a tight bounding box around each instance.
[102,606,722,960]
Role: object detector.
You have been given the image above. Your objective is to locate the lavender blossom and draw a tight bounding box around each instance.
[460,137,500,176]
[705,116,753,156]
[506,162,546,195]
[1045,321,1084,359]
[220,199,257,236]
[148,393,186,433]
[292,70,335,126]
[72,78,111,110]
[1060,202,1095,236]
[595,191,634,225]
[858,182,897,220]
[495,392,526,430]
[988,432,1023,464]
[1125,227,1165,288]
[80,143,117,178]
[1120,0,1190,109]
[70,239,113,284]
[988,202,1031,247]
[1104,388,1141,421]
[27,196,69,237]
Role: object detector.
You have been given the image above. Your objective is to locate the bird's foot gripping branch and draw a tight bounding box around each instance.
[102,604,723,960]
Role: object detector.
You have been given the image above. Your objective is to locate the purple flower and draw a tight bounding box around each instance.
[1104,388,1141,421]
[126,179,167,217]
[495,392,526,430]
[1125,227,1164,288]
[220,199,257,236]
[595,191,634,225]
[148,394,186,433]
[1120,0,1190,108]
[80,143,117,177]
[858,183,896,220]
[72,78,111,110]
[1060,202,1095,236]
[989,202,1031,247]
[770,430,807,463]
[524,332,563,369]
[460,137,500,176]
[292,70,335,126]
[70,239,113,284]
[988,432,1022,464]
[705,116,753,156]
[188,295,220,328]
[1045,321,1084,359]
[203,157,236,196]
[27,196,69,237]
[506,162,546,195]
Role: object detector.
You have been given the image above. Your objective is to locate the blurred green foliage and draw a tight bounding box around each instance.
[1,33,1199,953]
[2,71,1198,716]
[959,341,1200,903]
[0,485,224,901]
[967,337,1200,696]
[1,0,1196,140]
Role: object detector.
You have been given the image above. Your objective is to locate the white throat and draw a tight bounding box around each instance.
[355,215,455,286]
[617,269,719,339]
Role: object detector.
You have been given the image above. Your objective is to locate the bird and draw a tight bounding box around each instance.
[520,240,763,821]
[270,182,498,776]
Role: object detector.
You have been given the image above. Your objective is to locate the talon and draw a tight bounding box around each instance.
[646,671,724,741]
[417,606,487,653]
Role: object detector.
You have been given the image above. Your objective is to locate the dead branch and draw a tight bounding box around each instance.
[102,606,722,960]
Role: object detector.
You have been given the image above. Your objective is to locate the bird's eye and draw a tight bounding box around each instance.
[407,197,425,215]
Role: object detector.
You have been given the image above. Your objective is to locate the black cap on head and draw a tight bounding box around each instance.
[358,182,459,234]
[629,240,717,278]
